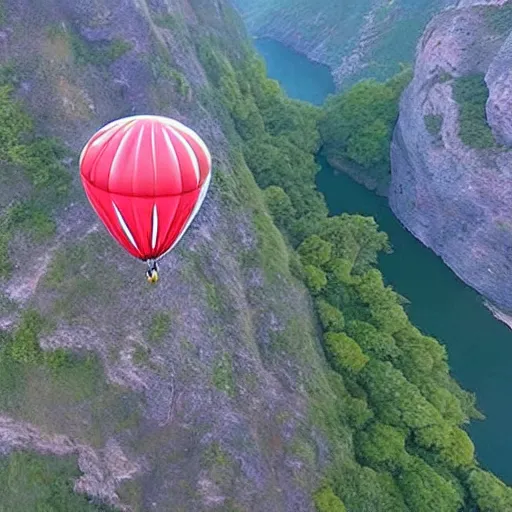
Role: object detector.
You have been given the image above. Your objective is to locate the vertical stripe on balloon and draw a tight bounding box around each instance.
[112,201,139,252]
[151,204,159,250]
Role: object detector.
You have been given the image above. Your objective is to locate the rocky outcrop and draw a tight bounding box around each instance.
[486,30,512,145]
[233,0,454,89]
[389,0,512,311]
[0,416,140,510]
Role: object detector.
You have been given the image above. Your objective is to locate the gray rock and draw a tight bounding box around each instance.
[487,31,512,146]
[390,1,512,310]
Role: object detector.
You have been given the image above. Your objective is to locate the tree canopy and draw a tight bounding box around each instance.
[319,68,412,186]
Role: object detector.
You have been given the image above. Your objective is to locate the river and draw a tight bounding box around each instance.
[255,37,512,484]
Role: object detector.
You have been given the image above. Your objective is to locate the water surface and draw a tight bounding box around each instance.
[255,38,336,105]
[254,37,512,483]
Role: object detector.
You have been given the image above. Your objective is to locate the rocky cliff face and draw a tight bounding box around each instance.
[487,29,512,145]
[233,0,454,89]
[390,0,512,311]
[0,1,330,510]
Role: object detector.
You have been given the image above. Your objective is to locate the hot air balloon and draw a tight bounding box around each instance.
[79,115,212,283]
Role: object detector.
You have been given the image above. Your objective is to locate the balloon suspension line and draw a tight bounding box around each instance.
[146,259,158,271]
[145,258,159,283]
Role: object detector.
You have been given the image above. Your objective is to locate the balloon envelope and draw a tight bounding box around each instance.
[79,115,212,261]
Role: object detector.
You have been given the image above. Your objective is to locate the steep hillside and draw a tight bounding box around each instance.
[233,0,454,89]
[0,1,511,511]
[390,0,512,312]
[0,1,330,510]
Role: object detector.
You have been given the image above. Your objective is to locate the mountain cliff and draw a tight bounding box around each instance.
[389,0,512,312]
[0,1,329,510]
[232,0,454,89]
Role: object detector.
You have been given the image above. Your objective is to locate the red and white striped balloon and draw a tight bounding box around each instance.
[79,115,212,261]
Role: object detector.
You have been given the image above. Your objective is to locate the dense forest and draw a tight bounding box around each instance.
[195,31,512,512]
[319,69,412,191]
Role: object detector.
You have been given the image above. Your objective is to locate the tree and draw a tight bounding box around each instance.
[325,257,354,286]
[303,265,327,294]
[397,457,462,512]
[313,486,346,512]
[356,270,409,334]
[316,299,345,332]
[324,332,369,373]
[357,422,408,471]
[243,138,286,189]
[345,119,390,168]
[345,395,374,429]
[415,424,474,468]
[319,79,397,169]
[360,360,443,429]
[263,186,296,234]
[393,325,448,380]
[426,386,466,425]
[319,215,389,274]
[345,320,400,361]
[298,235,333,267]
[319,68,412,177]
[467,468,512,512]
[333,464,408,512]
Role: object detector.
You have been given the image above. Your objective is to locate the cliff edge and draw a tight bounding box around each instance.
[390,0,512,311]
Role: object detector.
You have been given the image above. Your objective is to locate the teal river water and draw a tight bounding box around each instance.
[255,37,512,483]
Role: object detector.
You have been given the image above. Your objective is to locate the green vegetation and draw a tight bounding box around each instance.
[71,34,132,67]
[0,308,141,452]
[205,281,222,313]
[9,309,50,364]
[153,13,186,35]
[452,74,496,149]
[324,332,369,373]
[319,68,412,185]
[484,3,512,35]
[0,215,11,276]
[47,25,132,67]
[203,441,230,468]
[424,114,443,137]
[0,3,507,509]
[0,451,114,511]
[132,344,151,367]
[316,298,344,332]
[149,50,190,97]
[1,162,143,442]
[468,468,512,511]
[0,82,71,277]
[303,264,327,294]
[202,441,234,488]
[212,353,236,397]
[43,233,122,322]
[196,34,512,511]
[313,485,347,512]
[148,312,171,344]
